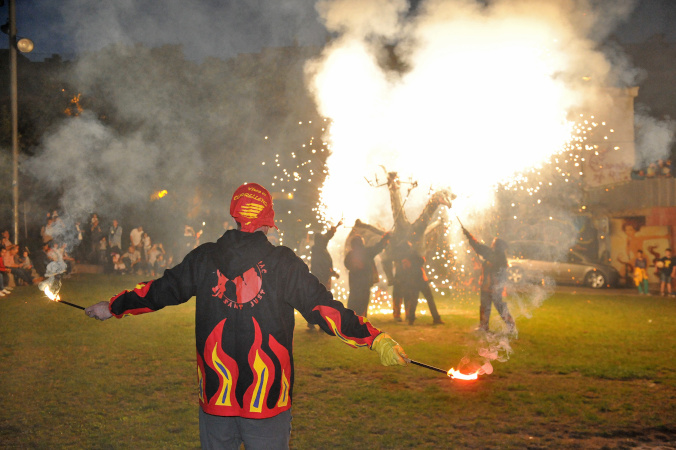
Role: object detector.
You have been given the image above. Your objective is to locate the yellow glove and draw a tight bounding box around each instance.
[371,333,408,366]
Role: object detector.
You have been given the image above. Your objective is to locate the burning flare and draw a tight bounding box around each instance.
[38,276,63,301]
[44,285,61,301]
[447,368,480,380]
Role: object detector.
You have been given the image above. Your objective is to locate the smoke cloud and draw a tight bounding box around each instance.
[634,109,676,168]
[54,0,326,62]
[306,0,656,229]
[22,2,324,245]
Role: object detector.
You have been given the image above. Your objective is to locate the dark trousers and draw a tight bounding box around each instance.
[392,283,402,319]
[402,287,419,324]
[479,289,515,330]
[10,267,33,285]
[393,280,441,322]
[199,408,291,450]
[418,279,441,321]
[347,282,371,317]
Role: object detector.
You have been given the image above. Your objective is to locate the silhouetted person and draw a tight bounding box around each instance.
[462,226,516,334]
[344,233,390,316]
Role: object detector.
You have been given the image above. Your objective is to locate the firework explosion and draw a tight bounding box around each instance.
[258,1,641,318]
[258,108,620,319]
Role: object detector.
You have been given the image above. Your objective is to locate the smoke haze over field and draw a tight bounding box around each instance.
[23,41,321,245]
[13,0,675,251]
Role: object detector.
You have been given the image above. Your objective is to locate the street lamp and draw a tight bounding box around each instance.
[4,0,34,245]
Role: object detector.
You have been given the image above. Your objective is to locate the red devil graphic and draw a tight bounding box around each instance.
[212,264,264,308]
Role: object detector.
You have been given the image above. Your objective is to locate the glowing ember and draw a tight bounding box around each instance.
[150,189,168,201]
[64,93,83,117]
[447,368,480,381]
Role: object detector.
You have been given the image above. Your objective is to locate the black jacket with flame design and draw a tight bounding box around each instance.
[108,229,381,418]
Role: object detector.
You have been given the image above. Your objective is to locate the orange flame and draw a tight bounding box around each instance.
[44,285,61,302]
[447,368,479,380]
[150,189,168,201]
[64,93,83,116]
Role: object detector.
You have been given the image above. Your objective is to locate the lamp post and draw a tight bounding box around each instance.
[6,0,33,245]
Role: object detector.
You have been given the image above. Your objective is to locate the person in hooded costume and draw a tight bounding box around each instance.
[307,221,341,331]
[461,226,516,335]
[85,183,408,450]
[344,233,391,317]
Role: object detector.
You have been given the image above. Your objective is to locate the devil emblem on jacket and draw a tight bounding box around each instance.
[212,262,266,308]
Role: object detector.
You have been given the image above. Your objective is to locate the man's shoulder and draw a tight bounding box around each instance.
[257,244,297,262]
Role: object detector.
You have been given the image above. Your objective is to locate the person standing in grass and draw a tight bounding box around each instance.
[461,225,516,334]
[85,182,408,450]
[656,248,675,296]
[307,220,341,331]
[344,233,391,316]
[633,250,650,295]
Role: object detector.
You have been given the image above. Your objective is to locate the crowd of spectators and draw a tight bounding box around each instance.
[0,209,213,294]
[0,229,43,297]
[75,213,175,276]
[631,158,673,179]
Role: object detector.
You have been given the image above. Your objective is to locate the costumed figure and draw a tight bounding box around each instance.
[382,171,452,324]
[461,223,516,335]
[344,232,390,317]
[308,221,342,330]
[310,221,342,290]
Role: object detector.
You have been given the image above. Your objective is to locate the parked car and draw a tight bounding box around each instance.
[506,240,620,289]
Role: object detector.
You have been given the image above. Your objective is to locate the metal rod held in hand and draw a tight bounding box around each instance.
[405,358,448,375]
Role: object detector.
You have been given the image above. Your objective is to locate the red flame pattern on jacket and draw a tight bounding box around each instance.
[202,319,240,413]
[242,317,276,415]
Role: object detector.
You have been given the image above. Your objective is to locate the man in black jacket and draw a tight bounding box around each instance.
[85,182,408,449]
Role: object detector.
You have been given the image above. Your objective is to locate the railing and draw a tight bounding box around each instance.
[586,177,676,212]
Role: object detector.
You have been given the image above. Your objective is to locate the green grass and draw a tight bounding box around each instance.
[1,274,675,449]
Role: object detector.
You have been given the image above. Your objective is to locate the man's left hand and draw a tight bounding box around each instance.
[85,301,113,321]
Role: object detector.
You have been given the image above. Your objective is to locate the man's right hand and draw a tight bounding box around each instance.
[85,301,113,321]
[371,333,408,366]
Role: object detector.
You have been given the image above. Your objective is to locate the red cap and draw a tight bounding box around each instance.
[230,183,277,233]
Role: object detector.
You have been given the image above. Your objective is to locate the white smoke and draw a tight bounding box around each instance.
[57,0,326,62]
[25,113,172,218]
[634,110,676,168]
[306,0,648,226]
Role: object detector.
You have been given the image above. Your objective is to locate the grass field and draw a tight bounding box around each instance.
[1,274,675,449]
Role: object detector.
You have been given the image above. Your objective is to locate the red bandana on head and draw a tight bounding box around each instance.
[230,183,277,233]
